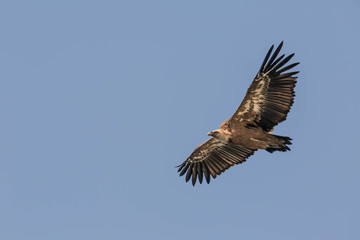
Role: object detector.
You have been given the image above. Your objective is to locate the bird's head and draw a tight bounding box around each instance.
[208,129,230,141]
[208,130,220,137]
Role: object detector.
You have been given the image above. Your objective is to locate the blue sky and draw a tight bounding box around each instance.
[1,0,360,239]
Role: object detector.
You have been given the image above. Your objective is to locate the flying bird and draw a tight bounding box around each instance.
[177,42,299,186]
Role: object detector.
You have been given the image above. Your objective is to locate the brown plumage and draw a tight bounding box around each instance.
[177,42,299,186]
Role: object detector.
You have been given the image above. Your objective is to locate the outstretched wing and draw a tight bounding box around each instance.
[230,42,299,132]
[177,138,255,186]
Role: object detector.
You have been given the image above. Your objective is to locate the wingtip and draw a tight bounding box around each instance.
[269,44,275,52]
[176,163,184,172]
[259,44,274,73]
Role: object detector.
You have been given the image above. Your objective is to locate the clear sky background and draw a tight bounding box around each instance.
[1,1,360,239]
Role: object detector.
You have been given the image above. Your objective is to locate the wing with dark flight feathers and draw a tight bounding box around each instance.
[230,42,299,132]
[177,138,255,186]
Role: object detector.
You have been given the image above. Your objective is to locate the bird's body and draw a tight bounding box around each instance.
[215,121,287,150]
[177,42,299,186]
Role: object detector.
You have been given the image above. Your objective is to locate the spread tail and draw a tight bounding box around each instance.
[266,135,292,153]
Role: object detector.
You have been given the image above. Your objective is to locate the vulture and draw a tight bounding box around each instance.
[177,42,299,186]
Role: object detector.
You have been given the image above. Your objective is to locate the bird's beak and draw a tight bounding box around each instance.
[208,131,212,136]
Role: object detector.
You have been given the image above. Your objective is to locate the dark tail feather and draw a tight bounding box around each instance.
[266,135,292,153]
